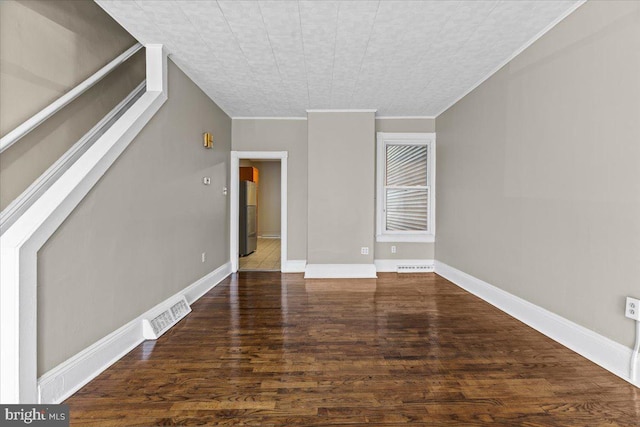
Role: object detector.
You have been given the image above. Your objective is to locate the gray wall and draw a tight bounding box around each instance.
[375,118,435,260]
[253,161,281,237]
[0,53,145,210]
[37,59,231,374]
[232,118,436,262]
[376,118,435,134]
[307,112,375,265]
[0,0,145,211]
[435,0,640,348]
[0,0,137,136]
[232,119,308,260]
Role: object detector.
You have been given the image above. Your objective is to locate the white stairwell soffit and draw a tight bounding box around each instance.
[0,45,168,404]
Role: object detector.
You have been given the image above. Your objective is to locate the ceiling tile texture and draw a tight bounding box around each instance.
[96,0,581,118]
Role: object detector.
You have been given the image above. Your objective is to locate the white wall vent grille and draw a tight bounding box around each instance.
[142,296,191,340]
[397,265,435,273]
[170,300,190,319]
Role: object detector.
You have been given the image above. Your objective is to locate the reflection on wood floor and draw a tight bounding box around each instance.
[66,272,640,426]
[239,237,280,271]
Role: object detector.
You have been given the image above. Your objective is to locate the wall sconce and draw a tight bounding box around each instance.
[203,132,213,149]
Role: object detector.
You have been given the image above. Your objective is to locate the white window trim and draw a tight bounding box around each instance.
[376,132,436,243]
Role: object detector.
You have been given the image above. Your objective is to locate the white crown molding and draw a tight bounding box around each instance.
[304,264,377,279]
[375,259,434,273]
[282,260,307,273]
[434,260,639,388]
[435,0,587,117]
[232,117,307,120]
[306,109,377,113]
[375,116,436,120]
[38,262,231,404]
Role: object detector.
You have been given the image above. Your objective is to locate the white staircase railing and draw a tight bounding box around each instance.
[0,43,143,154]
[0,81,146,234]
[0,44,168,404]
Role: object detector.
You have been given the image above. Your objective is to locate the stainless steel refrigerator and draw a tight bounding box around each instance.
[239,180,257,256]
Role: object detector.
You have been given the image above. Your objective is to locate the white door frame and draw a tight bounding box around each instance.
[230,151,288,273]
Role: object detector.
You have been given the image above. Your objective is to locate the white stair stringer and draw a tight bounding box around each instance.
[0,45,168,404]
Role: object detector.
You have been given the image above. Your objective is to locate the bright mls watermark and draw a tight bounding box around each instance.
[1,405,68,426]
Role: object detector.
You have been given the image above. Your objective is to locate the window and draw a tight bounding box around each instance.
[376,132,435,242]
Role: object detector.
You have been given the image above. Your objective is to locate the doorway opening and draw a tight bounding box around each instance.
[238,160,280,271]
[230,151,288,273]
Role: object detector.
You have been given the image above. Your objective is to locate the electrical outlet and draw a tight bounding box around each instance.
[201,252,206,263]
[361,247,369,255]
[391,245,397,254]
[626,297,640,320]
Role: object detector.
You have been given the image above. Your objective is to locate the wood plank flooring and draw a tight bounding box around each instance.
[65,272,640,426]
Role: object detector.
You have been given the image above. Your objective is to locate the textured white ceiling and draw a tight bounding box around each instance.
[96,0,582,118]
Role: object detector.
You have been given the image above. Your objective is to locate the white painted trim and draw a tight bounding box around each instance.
[0,43,143,153]
[233,117,307,121]
[145,44,167,93]
[434,261,640,388]
[141,295,191,340]
[232,151,289,160]
[182,262,232,304]
[38,315,141,405]
[258,235,281,239]
[0,44,168,404]
[37,262,231,404]
[375,116,436,120]
[375,259,434,273]
[376,132,436,242]
[376,234,435,243]
[377,132,436,141]
[304,264,377,279]
[0,81,147,235]
[435,1,586,117]
[230,151,288,273]
[282,260,306,273]
[306,109,377,113]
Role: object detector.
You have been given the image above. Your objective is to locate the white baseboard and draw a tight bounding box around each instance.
[38,262,232,403]
[434,261,640,388]
[375,259,434,272]
[38,316,142,405]
[282,259,306,273]
[304,264,377,279]
[182,262,232,304]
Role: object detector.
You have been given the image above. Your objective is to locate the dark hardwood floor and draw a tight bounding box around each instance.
[66,272,640,426]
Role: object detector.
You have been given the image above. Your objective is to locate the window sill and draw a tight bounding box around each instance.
[376,234,435,243]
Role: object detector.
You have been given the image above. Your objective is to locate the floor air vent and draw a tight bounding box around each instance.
[142,296,192,340]
[397,265,435,273]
